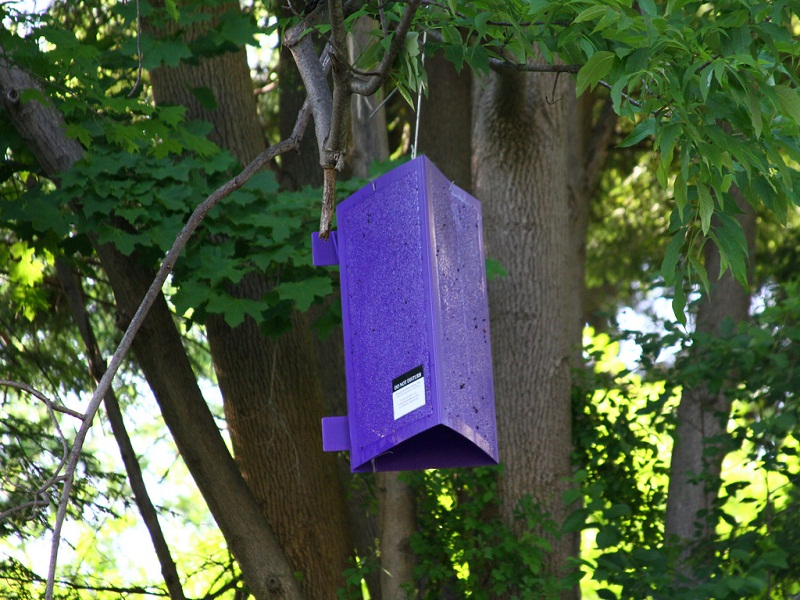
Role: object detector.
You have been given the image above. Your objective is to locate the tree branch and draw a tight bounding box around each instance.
[348,0,421,96]
[284,14,333,163]
[315,0,353,238]
[0,380,74,522]
[488,57,581,74]
[0,380,85,420]
[54,259,188,600]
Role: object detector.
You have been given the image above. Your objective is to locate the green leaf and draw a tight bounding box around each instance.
[774,84,800,125]
[672,275,687,325]
[561,486,582,506]
[638,0,657,17]
[576,51,615,95]
[674,171,687,213]
[712,213,749,284]
[661,231,684,286]
[605,503,632,519]
[189,87,217,110]
[274,276,332,312]
[485,257,508,281]
[656,123,680,187]
[573,5,607,23]
[699,63,714,102]
[619,117,654,147]
[697,183,714,234]
[164,0,179,20]
[747,87,763,138]
[474,12,491,39]
[688,255,710,294]
[206,295,264,328]
[595,526,621,549]
[561,508,590,533]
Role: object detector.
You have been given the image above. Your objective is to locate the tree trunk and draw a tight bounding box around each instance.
[665,189,756,568]
[347,17,389,179]
[0,59,304,600]
[145,2,355,597]
[472,66,582,594]
[418,52,473,192]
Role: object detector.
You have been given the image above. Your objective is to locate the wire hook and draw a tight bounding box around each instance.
[411,31,428,159]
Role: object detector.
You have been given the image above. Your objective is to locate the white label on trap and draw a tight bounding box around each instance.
[392,365,425,420]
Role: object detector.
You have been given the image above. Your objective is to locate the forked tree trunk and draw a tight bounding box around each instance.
[472,67,583,596]
[665,189,756,571]
[146,2,354,597]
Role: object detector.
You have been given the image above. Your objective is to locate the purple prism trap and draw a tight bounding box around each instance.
[313,156,498,472]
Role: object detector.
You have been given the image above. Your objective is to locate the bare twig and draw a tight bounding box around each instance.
[314,0,352,238]
[0,492,62,522]
[0,380,73,523]
[0,380,86,420]
[377,0,388,36]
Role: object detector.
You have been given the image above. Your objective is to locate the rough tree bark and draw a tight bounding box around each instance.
[472,66,584,595]
[665,189,756,570]
[145,2,355,597]
[0,58,304,600]
[347,17,389,179]
[418,52,473,192]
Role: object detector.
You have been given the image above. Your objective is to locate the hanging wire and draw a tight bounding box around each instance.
[411,30,427,160]
[127,0,144,98]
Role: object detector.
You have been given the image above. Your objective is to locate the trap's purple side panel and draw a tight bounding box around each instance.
[425,164,497,461]
[336,160,438,470]
[316,156,498,471]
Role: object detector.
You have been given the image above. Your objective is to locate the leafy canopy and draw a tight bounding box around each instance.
[402,0,800,313]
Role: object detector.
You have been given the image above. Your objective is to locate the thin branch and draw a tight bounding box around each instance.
[325,0,351,169]
[315,0,352,238]
[0,380,86,420]
[598,79,644,109]
[0,493,62,522]
[55,259,188,600]
[349,0,421,96]
[488,57,581,74]
[378,0,388,36]
[0,380,73,523]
